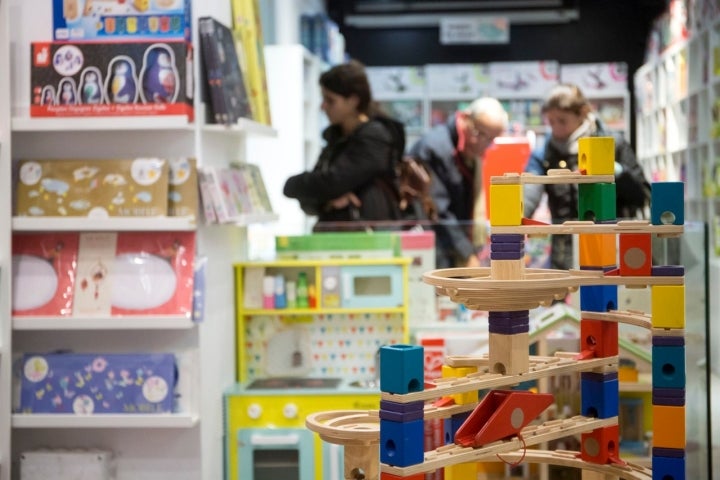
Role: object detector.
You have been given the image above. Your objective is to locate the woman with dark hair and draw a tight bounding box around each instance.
[283,60,406,231]
[523,83,651,270]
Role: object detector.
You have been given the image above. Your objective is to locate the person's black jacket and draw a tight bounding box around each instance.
[283,116,405,230]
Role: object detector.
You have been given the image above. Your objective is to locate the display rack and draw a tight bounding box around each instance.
[634,15,720,375]
[0,2,278,480]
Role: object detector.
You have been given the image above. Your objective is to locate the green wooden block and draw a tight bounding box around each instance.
[578,183,616,221]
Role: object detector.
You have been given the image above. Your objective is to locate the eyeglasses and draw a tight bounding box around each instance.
[466,116,501,142]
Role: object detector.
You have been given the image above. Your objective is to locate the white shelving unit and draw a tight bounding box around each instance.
[245,44,326,249]
[0,2,277,480]
[635,17,720,375]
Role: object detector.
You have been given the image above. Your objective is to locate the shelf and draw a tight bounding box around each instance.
[242,306,406,316]
[12,413,199,429]
[12,216,196,231]
[202,118,277,137]
[13,315,195,331]
[11,115,192,132]
[222,212,279,226]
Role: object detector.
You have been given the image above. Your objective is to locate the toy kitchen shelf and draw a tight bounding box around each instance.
[235,257,411,383]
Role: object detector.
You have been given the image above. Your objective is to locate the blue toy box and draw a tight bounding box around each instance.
[19,353,176,414]
[53,0,192,41]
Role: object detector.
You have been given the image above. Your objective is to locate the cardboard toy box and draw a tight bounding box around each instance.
[53,0,192,41]
[19,353,176,414]
[167,157,198,219]
[20,449,113,480]
[15,158,169,218]
[30,40,193,119]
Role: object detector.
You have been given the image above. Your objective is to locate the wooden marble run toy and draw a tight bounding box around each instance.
[306,137,686,480]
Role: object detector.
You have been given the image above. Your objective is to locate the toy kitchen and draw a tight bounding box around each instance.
[225,256,411,480]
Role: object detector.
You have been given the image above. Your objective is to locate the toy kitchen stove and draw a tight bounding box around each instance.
[224,377,380,480]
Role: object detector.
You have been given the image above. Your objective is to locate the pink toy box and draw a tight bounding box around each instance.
[30,40,193,119]
[53,0,192,41]
[18,352,176,414]
[12,233,79,317]
[73,231,196,317]
[12,232,195,318]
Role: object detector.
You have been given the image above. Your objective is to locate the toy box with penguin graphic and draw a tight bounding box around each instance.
[53,0,192,41]
[30,40,193,119]
[18,353,176,414]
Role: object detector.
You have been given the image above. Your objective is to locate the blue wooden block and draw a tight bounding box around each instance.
[444,411,471,444]
[580,373,619,419]
[580,284,618,312]
[652,345,686,389]
[380,344,424,394]
[380,418,424,467]
[651,182,684,226]
[653,453,685,480]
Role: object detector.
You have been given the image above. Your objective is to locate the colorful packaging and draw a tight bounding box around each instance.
[12,233,79,317]
[73,231,196,317]
[30,40,193,119]
[15,158,169,218]
[52,0,192,41]
[19,353,176,414]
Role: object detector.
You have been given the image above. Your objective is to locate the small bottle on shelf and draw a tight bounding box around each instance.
[296,271,309,308]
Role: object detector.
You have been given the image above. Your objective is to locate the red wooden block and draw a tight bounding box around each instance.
[581,425,623,464]
[619,233,652,276]
[579,319,618,358]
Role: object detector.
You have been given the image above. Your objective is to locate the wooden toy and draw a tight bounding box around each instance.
[650,182,684,226]
[305,138,685,480]
[578,183,617,221]
[578,136,615,175]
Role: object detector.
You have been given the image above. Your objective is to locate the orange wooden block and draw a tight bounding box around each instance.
[619,233,652,276]
[652,405,686,449]
[579,233,617,268]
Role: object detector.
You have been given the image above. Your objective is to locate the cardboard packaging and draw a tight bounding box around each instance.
[167,157,198,219]
[15,158,169,218]
[53,0,192,41]
[20,449,113,480]
[19,353,176,414]
[30,40,193,119]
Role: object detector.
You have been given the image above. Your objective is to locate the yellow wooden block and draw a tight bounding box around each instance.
[578,137,615,175]
[442,365,478,405]
[489,332,529,375]
[579,233,616,267]
[651,285,685,329]
[445,461,477,480]
[489,184,523,226]
[652,405,685,449]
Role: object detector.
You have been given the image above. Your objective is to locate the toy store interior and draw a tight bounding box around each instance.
[0,0,717,480]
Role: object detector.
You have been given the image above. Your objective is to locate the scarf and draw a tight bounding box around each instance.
[548,113,597,157]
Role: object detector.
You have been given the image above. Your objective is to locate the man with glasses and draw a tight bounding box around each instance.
[408,97,508,268]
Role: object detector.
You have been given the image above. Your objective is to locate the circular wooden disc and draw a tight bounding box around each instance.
[305,410,380,446]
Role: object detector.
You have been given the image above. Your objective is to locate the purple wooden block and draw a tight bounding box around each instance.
[652,387,685,406]
[489,310,529,321]
[490,251,524,260]
[490,242,524,252]
[652,265,685,276]
[652,336,685,346]
[490,234,524,244]
[653,447,686,458]
[379,408,424,422]
[489,323,529,335]
[380,400,423,413]
[581,371,618,382]
[489,318,528,330]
